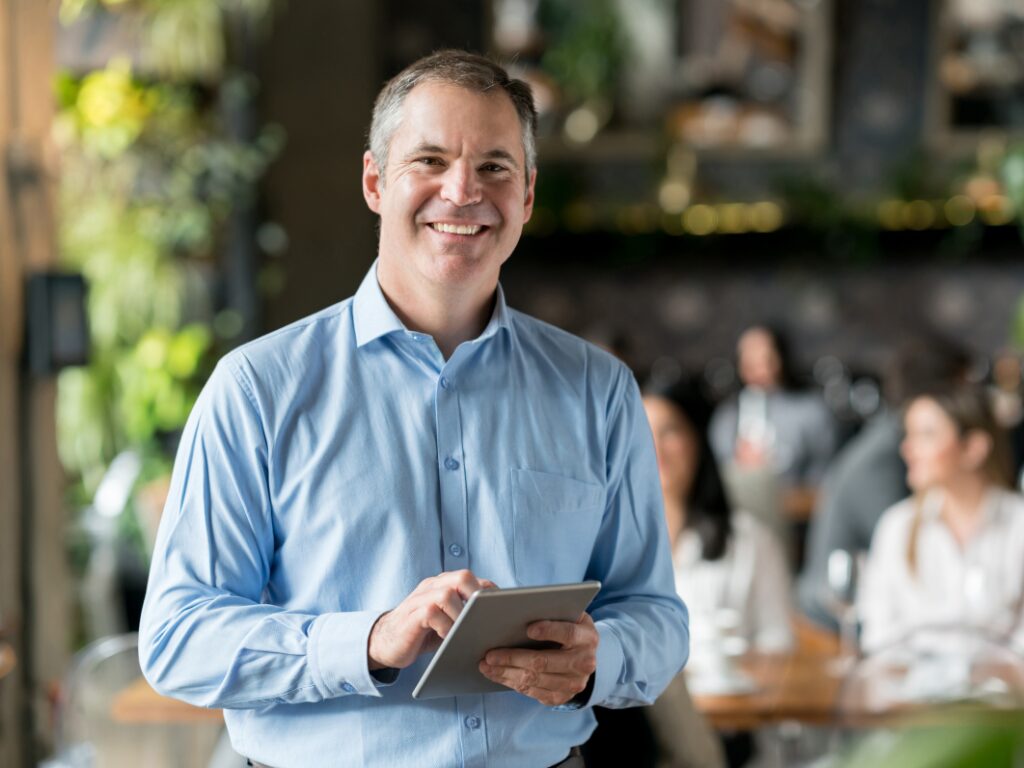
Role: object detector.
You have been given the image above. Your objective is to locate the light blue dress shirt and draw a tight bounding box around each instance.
[139,263,689,768]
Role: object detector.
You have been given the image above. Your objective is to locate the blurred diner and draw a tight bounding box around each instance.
[858,382,1024,654]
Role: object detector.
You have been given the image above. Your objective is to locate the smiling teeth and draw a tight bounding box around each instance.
[432,223,481,235]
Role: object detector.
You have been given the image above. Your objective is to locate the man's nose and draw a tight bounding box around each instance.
[439,161,482,206]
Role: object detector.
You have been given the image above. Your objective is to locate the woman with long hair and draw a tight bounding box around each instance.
[643,379,794,657]
[859,383,1024,653]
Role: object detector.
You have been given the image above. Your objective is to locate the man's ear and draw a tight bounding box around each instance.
[522,167,536,223]
[363,150,383,213]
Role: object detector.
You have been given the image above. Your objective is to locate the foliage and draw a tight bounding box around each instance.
[536,0,629,106]
[55,5,281,502]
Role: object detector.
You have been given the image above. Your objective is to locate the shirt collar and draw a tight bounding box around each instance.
[352,259,513,348]
[920,487,1001,525]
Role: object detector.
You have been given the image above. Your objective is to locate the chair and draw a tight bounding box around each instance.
[42,633,226,768]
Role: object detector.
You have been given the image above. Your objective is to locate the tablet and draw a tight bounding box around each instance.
[411,581,601,700]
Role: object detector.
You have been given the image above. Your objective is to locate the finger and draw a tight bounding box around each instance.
[526,619,580,647]
[478,661,587,703]
[483,648,588,676]
[431,569,488,600]
[427,586,465,626]
[421,603,455,639]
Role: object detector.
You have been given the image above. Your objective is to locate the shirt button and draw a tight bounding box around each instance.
[341,682,355,693]
[464,715,481,730]
[444,457,460,471]
[448,543,463,557]
[440,376,451,389]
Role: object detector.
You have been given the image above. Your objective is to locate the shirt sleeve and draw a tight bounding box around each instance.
[138,356,395,709]
[582,367,690,709]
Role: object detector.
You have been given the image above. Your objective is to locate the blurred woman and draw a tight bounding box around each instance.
[644,380,794,658]
[859,384,1024,653]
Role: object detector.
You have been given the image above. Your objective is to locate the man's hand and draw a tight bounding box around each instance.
[478,613,599,707]
[367,570,495,671]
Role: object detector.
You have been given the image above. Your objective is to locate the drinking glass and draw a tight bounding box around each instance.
[821,548,862,674]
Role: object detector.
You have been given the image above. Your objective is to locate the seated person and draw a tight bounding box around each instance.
[645,380,794,657]
[709,325,838,489]
[798,336,970,630]
[859,383,1024,654]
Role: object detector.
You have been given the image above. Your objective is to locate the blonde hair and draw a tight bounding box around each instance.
[905,384,1014,574]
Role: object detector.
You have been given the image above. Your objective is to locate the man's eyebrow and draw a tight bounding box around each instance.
[406,143,446,157]
[404,143,521,169]
[482,149,520,169]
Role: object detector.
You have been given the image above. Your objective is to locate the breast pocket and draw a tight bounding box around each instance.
[510,468,605,586]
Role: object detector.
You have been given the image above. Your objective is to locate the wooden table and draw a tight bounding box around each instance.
[782,486,818,523]
[112,677,223,724]
[692,618,842,730]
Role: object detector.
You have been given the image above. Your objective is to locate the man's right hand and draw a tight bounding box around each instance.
[367,570,496,670]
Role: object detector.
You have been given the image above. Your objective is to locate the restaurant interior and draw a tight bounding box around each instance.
[3,0,1024,766]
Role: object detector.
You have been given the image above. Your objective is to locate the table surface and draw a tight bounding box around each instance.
[112,677,223,724]
[692,618,843,730]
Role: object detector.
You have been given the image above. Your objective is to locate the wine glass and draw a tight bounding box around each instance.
[821,549,862,674]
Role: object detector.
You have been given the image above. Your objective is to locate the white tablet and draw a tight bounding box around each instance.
[411,581,601,700]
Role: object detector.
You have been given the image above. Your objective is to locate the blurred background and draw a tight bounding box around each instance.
[3,0,1024,766]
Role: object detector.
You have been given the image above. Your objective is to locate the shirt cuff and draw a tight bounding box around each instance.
[571,621,623,709]
[308,610,398,699]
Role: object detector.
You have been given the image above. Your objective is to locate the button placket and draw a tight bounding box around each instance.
[456,696,487,768]
[435,365,469,574]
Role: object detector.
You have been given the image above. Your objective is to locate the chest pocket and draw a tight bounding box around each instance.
[510,468,605,586]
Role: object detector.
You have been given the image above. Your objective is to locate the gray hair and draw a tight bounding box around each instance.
[368,49,538,183]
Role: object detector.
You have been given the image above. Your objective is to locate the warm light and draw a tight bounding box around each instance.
[901,200,936,231]
[658,179,691,213]
[717,203,748,234]
[749,201,783,232]
[683,204,718,235]
[943,195,975,226]
[564,106,600,144]
[877,199,903,230]
[979,195,1014,226]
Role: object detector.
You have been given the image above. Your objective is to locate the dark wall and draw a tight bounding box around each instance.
[259,1,380,330]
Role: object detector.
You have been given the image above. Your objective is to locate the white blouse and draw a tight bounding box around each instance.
[859,487,1024,654]
[673,510,794,656]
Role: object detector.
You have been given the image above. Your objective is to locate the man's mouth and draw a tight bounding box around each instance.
[429,222,487,236]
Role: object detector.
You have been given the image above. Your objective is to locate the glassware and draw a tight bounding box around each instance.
[821,548,862,674]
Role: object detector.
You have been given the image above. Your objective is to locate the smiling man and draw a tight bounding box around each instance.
[139,51,688,768]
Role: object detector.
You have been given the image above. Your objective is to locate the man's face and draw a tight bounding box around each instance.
[737,328,782,390]
[363,81,536,296]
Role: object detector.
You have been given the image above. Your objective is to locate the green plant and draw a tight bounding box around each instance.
[55,3,281,509]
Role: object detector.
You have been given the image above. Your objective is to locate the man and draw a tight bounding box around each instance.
[139,50,688,768]
[709,325,838,488]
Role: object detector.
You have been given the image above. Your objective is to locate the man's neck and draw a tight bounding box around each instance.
[377,262,496,359]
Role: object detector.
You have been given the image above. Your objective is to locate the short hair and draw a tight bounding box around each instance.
[368,49,538,182]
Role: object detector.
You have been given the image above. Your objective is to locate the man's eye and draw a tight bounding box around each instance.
[418,157,443,166]
[481,163,507,173]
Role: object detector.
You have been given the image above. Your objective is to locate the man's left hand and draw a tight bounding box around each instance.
[478,613,599,707]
